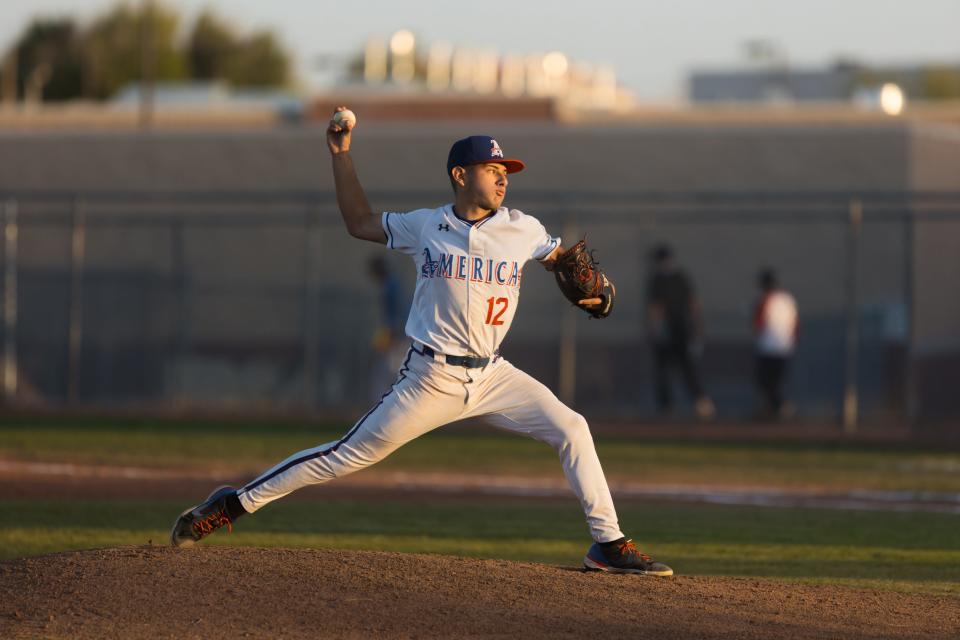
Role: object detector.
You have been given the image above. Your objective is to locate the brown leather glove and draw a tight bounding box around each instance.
[553,239,616,319]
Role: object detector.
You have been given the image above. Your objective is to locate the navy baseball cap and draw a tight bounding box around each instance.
[446,135,525,176]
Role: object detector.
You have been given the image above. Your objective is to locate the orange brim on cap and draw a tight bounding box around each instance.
[467,158,525,173]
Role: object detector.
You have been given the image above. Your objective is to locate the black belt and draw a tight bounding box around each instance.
[420,345,491,369]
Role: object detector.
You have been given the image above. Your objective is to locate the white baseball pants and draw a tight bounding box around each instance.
[236,345,624,543]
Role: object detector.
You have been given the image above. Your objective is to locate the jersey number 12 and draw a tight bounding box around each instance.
[485,297,508,325]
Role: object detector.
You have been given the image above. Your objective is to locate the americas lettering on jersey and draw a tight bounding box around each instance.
[421,248,523,287]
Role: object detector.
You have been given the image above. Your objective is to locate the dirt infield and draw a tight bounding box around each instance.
[1,547,958,639]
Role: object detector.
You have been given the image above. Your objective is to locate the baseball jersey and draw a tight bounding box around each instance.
[382,204,560,358]
[754,289,799,356]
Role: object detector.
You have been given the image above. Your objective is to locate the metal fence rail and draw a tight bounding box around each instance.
[2,189,959,428]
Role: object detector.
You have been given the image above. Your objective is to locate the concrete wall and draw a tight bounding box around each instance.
[0,122,911,192]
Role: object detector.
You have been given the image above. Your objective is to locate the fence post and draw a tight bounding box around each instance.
[2,199,18,402]
[170,219,187,407]
[558,219,579,405]
[301,206,321,411]
[902,211,917,426]
[67,198,87,403]
[842,198,862,434]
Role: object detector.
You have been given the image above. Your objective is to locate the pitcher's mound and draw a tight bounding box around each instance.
[0,546,957,639]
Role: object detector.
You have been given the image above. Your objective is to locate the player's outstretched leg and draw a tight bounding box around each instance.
[469,359,674,576]
[583,538,673,576]
[170,347,465,547]
[170,485,247,548]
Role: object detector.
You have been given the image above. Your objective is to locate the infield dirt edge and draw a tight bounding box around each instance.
[1,546,958,639]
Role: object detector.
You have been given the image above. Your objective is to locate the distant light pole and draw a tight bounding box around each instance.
[1,49,17,104]
[25,63,51,106]
[140,0,156,128]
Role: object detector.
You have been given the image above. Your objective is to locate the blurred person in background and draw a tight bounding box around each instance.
[645,244,715,420]
[367,256,407,402]
[753,268,799,419]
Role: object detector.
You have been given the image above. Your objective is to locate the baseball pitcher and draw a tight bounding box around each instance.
[170,108,672,577]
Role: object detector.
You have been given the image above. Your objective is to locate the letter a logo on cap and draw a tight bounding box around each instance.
[490,139,504,159]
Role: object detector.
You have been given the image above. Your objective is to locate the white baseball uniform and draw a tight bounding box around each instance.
[236,204,625,543]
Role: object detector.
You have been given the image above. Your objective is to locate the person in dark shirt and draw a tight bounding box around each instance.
[645,244,715,419]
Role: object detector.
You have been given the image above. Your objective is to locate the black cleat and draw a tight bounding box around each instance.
[170,486,237,548]
[583,538,673,576]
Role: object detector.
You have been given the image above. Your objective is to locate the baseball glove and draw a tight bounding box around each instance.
[552,239,616,319]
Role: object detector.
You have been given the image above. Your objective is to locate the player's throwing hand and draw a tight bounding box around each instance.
[327,106,354,155]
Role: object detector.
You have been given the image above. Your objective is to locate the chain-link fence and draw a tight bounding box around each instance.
[2,189,958,428]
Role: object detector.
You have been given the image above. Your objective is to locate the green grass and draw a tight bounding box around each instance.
[2,499,959,597]
[4,418,960,597]
[3,418,960,491]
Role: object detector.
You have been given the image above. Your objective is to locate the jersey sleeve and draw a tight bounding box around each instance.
[382,209,430,255]
[529,218,561,262]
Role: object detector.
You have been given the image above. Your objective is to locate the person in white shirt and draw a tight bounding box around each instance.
[753,268,799,418]
[169,108,673,577]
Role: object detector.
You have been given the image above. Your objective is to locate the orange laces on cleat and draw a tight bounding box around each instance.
[618,539,652,563]
[192,509,233,538]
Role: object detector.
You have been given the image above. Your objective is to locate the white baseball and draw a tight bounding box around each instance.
[333,109,357,129]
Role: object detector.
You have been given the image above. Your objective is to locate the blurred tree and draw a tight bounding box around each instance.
[921,66,960,100]
[186,12,290,87]
[3,2,293,103]
[227,32,289,86]
[1,51,15,102]
[11,18,83,102]
[81,2,186,100]
[185,11,234,80]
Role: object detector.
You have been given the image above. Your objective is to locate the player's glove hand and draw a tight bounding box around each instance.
[553,239,616,319]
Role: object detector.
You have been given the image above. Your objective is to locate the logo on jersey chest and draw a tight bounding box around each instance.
[421,247,522,287]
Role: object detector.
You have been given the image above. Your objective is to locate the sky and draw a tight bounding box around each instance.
[2,0,959,101]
